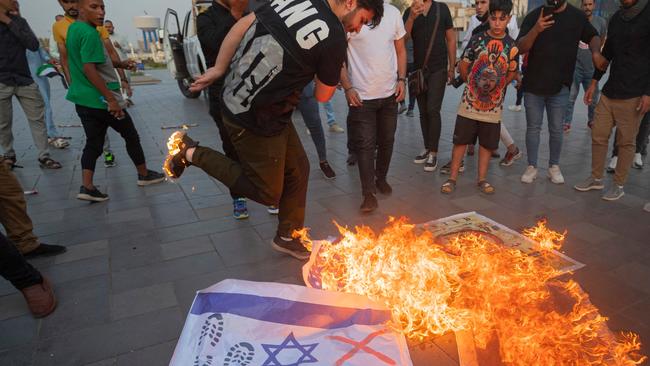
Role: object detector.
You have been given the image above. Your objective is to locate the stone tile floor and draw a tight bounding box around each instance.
[1,70,648,365]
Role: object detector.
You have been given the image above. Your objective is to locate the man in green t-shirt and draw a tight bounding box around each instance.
[66,0,165,202]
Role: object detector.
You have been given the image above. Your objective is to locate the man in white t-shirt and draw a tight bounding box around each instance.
[340,1,407,213]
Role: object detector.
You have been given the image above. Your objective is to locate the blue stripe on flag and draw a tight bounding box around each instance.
[190,292,391,329]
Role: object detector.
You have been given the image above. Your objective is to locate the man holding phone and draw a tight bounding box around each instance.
[516,0,604,185]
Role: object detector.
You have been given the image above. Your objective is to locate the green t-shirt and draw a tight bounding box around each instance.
[65,21,121,110]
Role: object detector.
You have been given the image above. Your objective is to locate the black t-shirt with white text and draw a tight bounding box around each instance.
[403,2,454,73]
[518,5,597,95]
[221,0,347,136]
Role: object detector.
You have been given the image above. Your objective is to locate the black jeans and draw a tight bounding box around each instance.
[208,85,242,199]
[75,105,145,171]
[347,96,398,196]
[416,68,447,152]
[0,232,42,290]
[612,112,650,156]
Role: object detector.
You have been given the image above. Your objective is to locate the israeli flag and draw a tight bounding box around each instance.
[170,279,413,366]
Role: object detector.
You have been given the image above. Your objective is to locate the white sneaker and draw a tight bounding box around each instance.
[547,165,565,184]
[508,105,522,112]
[607,156,617,173]
[329,123,344,133]
[633,153,643,169]
[521,165,538,184]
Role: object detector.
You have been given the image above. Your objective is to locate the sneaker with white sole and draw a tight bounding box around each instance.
[137,170,166,186]
[413,150,429,164]
[574,176,604,192]
[267,206,279,215]
[440,160,464,175]
[521,165,538,183]
[424,153,438,172]
[508,105,522,112]
[547,165,565,184]
[602,185,624,201]
[77,186,109,202]
[271,234,310,260]
[328,123,344,133]
[633,153,643,169]
[607,156,617,173]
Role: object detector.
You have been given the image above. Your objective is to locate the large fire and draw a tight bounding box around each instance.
[298,218,646,365]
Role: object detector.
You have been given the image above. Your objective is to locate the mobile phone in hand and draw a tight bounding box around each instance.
[542,5,555,17]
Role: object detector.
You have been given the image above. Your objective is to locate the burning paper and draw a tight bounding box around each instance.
[170,279,413,366]
[301,212,646,365]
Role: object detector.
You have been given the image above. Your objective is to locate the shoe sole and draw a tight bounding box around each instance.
[574,184,604,192]
[234,214,249,220]
[104,163,116,168]
[76,193,109,202]
[424,165,437,172]
[137,177,166,186]
[602,192,625,201]
[360,206,377,213]
[547,173,565,184]
[268,210,279,215]
[271,241,310,260]
[413,158,427,164]
[521,175,537,184]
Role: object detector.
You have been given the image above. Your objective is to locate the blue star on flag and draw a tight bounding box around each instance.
[261,332,318,366]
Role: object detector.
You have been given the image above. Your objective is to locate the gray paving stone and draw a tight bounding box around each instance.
[607,261,650,295]
[115,340,176,366]
[159,235,214,260]
[41,256,109,285]
[0,315,38,350]
[85,358,116,366]
[106,207,151,224]
[0,293,29,321]
[566,222,619,243]
[450,195,498,212]
[111,283,178,321]
[54,240,108,265]
[210,227,281,267]
[0,343,35,366]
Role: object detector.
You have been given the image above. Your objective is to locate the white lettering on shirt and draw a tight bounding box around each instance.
[296,19,329,49]
[269,0,330,50]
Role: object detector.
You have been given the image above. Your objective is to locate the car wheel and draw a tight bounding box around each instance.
[178,78,201,99]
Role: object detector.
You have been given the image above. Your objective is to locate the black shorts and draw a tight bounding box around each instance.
[452,115,501,151]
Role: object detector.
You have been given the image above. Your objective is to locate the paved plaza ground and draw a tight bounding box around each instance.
[1,70,649,365]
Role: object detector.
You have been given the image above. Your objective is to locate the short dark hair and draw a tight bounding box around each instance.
[489,0,513,15]
[104,19,112,24]
[356,0,384,28]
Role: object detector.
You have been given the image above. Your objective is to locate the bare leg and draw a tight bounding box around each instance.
[478,145,491,182]
[449,144,466,181]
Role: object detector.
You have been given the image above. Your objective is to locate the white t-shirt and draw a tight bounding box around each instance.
[347,3,406,100]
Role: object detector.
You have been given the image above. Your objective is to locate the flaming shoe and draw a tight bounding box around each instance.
[163,131,199,179]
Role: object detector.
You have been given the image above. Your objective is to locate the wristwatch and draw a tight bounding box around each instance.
[397,77,407,83]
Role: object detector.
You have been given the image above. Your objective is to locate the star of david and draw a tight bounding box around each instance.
[261,332,318,366]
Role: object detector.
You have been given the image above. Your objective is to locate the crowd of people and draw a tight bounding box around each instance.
[0,0,648,318]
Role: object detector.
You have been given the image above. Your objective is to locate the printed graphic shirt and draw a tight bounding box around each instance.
[457,32,518,123]
[221,0,347,136]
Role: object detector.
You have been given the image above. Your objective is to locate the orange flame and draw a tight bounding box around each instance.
[299,217,646,365]
[163,131,185,178]
[522,219,566,251]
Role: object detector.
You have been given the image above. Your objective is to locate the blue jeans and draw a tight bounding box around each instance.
[321,100,336,126]
[524,86,570,167]
[563,64,599,125]
[33,76,60,137]
[299,82,327,162]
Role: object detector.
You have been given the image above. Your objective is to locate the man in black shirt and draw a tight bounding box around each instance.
[516,0,602,185]
[197,0,249,220]
[574,0,649,201]
[164,0,384,260]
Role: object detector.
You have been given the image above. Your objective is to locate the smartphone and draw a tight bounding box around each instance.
[542,5,555,17]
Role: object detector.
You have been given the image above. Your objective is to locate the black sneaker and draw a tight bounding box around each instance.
[103,152,116,168]
[406,109,414,117]
[424,153,438,172]
[376,179,392,195]
[163,131,199,179]
[413,150,429,164]
[360,194,378,213]
[24,243,67,259]
[440,160,465,175]
[137,170,166,186]
[77,186,109,202]
[319,161,336,179]
[271,234,311,260]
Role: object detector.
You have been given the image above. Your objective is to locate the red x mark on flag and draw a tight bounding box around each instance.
[327,329,396,366]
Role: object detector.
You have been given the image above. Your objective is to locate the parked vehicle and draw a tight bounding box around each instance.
[163,0,211,98]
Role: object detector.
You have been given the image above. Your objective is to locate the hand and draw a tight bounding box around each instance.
[592,52,609,71]
[584,84,596,106]
[122,81,133,98]
[345,88,363,107]
[395,80,406,102]
[447,67,456,84]
[48,58,59,66]
[637,95,650,114]
[107,99,125,120]
[190,67,223,93]
[409,1,425,19]
[121,60,137,72]
[533,11,554,33]
[0,12,12,24]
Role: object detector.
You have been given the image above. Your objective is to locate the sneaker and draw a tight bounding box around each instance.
[574,176,605,192]
[633,153,643,169]
[48,137,69,149]
[267,205,279,215]
[360,194,378,213]
[467,145,475,156]
[547,165,565,184]
[20,277,56,318]
[508,105,522,112]
[521,165,538,184]
[413,150,429,164]
[440,160,465,175]
[347,154,357,166]
[376,179,392,195]
[424,153,437,172]
[271,234,310,260]
[329,123,344,133]
[103,152,116,168]
[397,103,407,115]
[607,156,617,174]
[163,131,199,179]
[499,147,522,166]
[137,170,166,186]
[23,243,67,259]
[77,186,109,202]
[233,198,249,220]
[319,161,336,179]
[563,124,571,134]
[644,202,650,213]
[406,109,414,117]
[602,185,625,201]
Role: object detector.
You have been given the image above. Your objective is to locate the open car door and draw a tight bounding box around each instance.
[163,8,189,80]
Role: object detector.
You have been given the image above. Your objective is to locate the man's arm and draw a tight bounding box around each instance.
[58,42,71,83]
[445,28,457,82]
[190,13,257,92]
[83,62,124,118]
[314,77,336,103]
[459,59,471,82]
[0,15,39,51]
[516,10,554,54]
[339,64,362,107]
[395,36,407,102]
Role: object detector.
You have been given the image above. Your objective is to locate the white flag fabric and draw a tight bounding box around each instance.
[170,279,413,366]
